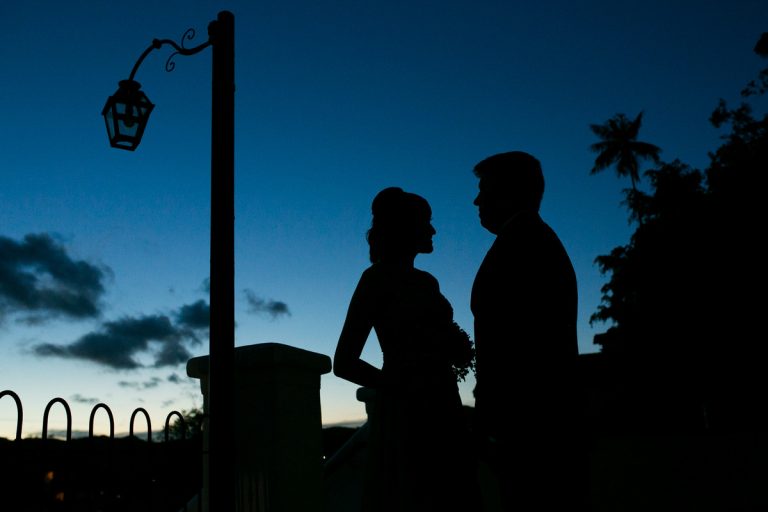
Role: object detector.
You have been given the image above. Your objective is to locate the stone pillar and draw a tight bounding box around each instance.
[187,342,332,512]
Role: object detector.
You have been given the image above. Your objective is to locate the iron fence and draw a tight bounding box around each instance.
[0,389,202,512]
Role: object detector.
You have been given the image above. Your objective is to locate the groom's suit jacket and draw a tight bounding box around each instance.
[471,210,578,439]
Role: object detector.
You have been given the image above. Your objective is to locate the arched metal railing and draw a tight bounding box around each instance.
[89,403,115,439]
[42,397,72,441]
[165,410,186,441]
[130,407,153,442]
[0,390,23,441]
[0,390,196,441]
[0,389,202,510]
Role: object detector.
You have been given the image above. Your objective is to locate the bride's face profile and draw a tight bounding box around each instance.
[368,188,436,262]
[414,217,435,254]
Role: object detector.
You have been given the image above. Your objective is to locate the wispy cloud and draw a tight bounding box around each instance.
[0,233,110,325]
[1,236,291,370]
[142,377,162,389]
[243,289,291,319]
[32,310,204,370]
[167,373,183,384]
[174,299,209,330]
[70,394,99,405]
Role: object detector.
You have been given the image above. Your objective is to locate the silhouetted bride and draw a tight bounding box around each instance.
[333,187,478,512]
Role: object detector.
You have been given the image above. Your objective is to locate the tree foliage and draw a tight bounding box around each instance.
[589,111,662,190]
[589,33,767,430]
[166,407,205,440]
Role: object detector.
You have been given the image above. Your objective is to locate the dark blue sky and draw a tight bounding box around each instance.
[1,0,765,437]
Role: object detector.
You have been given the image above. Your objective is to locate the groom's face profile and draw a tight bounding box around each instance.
[474,176,509,235]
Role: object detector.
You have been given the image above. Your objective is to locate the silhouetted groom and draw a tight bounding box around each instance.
[470,151,585,511]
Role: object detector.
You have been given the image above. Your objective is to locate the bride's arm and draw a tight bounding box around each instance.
[333,272,382,389]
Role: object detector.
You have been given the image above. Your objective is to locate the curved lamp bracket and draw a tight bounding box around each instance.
[103,27,212,151]
[129,28,212,81]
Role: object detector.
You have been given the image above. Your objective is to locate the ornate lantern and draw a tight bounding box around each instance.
[102,79,154,151]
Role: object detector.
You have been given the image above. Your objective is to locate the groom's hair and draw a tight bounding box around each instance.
[473,151,545,211]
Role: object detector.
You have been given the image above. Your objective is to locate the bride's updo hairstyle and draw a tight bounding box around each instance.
[366,187,431,263]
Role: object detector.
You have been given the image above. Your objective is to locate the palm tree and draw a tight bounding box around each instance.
[589,111,661,190]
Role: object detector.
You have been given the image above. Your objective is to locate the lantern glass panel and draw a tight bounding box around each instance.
[102,80,154,151]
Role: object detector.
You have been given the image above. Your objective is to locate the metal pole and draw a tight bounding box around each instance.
[209,10,235,512]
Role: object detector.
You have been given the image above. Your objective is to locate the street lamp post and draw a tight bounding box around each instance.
[103,11,235,511]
